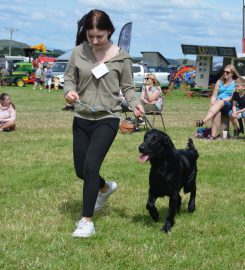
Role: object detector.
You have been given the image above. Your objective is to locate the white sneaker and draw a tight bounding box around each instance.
[72,218,95,238]
[94,181,117,212]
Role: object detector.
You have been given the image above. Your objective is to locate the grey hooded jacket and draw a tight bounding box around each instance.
[64,42,139,120]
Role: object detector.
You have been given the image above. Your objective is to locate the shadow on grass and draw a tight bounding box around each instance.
[58,199,82,221]
[58,197,193,230]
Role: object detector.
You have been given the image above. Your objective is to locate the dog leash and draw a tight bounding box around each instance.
[75,100,154,129]
[75,100,125,120]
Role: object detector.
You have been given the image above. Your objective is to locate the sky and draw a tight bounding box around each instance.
[0,0,244,59]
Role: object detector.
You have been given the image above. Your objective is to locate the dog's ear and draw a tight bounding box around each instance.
[161,134,175,153]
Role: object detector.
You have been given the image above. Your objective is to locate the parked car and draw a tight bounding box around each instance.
[132,64,170,91]
[51,61,68,88]
[132,64,149,90]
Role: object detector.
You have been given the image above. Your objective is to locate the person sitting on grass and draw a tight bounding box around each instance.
[0,92,16,132]
[196,64,241,140]
[228,80,245,139]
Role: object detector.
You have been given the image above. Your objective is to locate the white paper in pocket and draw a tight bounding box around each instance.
[91,63,109,79]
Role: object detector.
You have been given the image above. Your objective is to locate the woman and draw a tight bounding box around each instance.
[196,64,240,139]
[140,73,163,112]
[64,9,144,238]
[33,63,43,90]
[229,80,245,138]
[0,93,16,132]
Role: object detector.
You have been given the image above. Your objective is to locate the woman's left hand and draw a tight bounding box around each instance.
[134,104,144,117]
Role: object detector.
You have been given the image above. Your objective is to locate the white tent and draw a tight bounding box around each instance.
[56,49,73,61]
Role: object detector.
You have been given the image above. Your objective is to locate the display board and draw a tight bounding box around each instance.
[181,44,237,57]
[195,55,212,88]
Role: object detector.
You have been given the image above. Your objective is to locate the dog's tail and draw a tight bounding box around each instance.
[187,138,199,160]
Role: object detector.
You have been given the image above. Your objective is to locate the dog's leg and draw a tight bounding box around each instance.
[176,194,182,213]
[162,193,179,233]
[188,184,196,213]
[146,192,159,222]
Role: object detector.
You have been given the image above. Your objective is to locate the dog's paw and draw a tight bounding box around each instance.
[188,201,196,213]
[146,205,159,221]
[162,220,174,233]
[150,211,159,222]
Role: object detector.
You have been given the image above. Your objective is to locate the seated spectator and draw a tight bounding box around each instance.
[0,93,16,132]
[196,64,241,139]
[228,80,245,138]
[140,74,163,112]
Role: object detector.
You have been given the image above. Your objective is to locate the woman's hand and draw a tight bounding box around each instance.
[134,104,144,117]
[65,91,80,104]
[232,111,238,118]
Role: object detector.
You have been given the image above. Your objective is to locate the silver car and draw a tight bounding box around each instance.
[51,61,68,88]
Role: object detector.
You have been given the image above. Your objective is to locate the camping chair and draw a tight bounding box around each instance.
[144,110,166,130]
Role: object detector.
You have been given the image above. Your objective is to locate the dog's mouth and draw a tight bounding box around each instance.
[138,153,150,163]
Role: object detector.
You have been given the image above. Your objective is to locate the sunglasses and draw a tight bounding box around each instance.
[223,70,231,74]
[145,77,154,80]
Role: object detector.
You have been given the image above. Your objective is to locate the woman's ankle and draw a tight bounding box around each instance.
[100,183,109,193]
[82,217,93,222]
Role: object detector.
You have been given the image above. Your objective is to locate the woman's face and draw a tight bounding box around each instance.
[0,96,10,107]
[223,68,233,79]
[86,28,110,49]
[145,76,156,85]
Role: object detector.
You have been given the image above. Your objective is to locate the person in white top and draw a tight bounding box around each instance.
[0,93,16,131]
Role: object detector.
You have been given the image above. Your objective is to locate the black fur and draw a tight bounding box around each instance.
[138,129,199,233]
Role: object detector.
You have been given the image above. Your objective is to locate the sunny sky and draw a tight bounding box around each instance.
[0,0,244,59]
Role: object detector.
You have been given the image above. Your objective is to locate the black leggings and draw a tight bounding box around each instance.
[73,117,120,217]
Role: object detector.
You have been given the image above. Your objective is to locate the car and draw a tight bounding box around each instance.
[51,61,68,88]
[132,64,170,91]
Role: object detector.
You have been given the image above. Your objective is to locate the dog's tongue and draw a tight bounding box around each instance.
[138,154,149,163]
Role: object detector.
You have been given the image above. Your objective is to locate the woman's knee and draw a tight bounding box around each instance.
[83,162,99,179]
[215,99,225,108]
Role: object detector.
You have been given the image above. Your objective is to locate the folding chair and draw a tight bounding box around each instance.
[122,108,133,119]
[144,110,166,130]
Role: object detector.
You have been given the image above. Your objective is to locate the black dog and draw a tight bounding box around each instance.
[138,129,199,233]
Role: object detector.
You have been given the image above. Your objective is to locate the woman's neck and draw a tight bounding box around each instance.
[223,78,233,85]
[0,104,9,109]
[91,41,111,53]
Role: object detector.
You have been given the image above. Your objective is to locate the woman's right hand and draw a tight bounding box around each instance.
[65,91,80,104]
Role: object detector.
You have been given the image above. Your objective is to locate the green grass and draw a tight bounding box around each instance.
[0,85,244,270]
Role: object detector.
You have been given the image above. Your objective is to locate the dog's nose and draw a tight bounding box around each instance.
[139,145,144,153]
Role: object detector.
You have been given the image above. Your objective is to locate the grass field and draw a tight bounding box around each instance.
[0,85,244,270]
